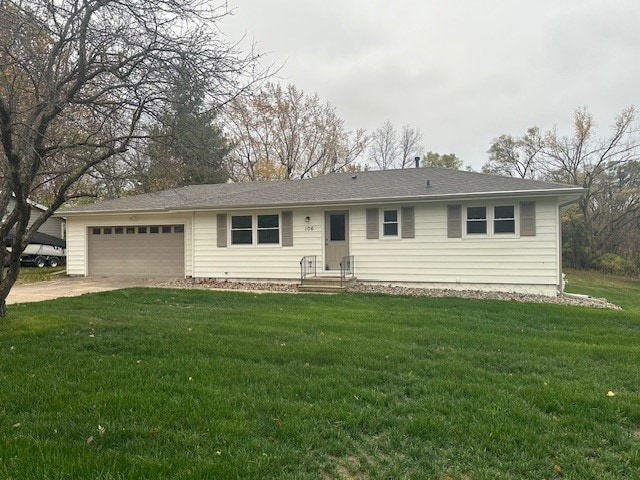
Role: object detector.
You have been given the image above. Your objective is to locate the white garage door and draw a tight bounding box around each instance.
[88,225,185,277]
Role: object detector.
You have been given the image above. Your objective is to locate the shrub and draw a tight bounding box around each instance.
[597,253,639,276]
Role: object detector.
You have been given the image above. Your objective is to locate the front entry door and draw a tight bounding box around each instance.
[325,211,349,271]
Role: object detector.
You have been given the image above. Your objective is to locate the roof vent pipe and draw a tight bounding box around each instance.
[414,156,420,168]
[426,179,431,188]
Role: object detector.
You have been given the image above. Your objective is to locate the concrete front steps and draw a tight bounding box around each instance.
[298,276,357,293]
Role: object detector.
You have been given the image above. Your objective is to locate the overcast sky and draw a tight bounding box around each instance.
[221,0,640,169]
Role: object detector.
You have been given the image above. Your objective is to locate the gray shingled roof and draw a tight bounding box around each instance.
[60,167,583,214]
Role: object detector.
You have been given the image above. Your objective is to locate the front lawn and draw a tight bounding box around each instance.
[0,274,639,479]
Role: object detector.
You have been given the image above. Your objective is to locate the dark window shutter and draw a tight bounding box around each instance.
[281,211,293,246]
[447,205,462,238]
[217,214,227,247]
[520,201,536,236]
[401,206,415,238]
[366,208,379,239]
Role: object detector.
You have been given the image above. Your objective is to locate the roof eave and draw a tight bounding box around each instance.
[171,187,586,211]
[58,187,585,216]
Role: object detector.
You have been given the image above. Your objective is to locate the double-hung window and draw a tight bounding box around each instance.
[494,206,515,234]
[257,214,279,244]
[231,215,253,244]
[466,207,487,234]
[231,214,280,245]
[383,210,399,236]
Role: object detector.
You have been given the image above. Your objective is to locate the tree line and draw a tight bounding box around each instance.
[79,82,462,196]
[483,107,640,274]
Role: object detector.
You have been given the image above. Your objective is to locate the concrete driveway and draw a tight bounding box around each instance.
[6,277,166,305]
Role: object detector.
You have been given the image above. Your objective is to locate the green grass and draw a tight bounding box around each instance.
[0,274,639,479]
[565,268,640,315]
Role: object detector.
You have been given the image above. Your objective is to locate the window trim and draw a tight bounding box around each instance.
[465,206,488,236]
[229,213,282,247]
[257,214,280,245]
[463,204,519,238]
[230,215,253,245]
[493,205,516,235]
[382,209,399,237]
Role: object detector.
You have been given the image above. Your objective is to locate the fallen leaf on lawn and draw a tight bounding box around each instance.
[607,390,615,397]
[148,428,159,437]
[98,425,105,436]
[86,436,94,445]
[12,423,21,428]
[553,464,564,477]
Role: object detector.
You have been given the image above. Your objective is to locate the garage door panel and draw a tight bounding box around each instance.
[88,225,184,277]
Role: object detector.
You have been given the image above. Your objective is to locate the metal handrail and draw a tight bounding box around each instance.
[299,255,317,284]
[339,255,354,286]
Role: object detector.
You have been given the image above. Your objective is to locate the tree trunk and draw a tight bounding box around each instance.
[0,299,7,317]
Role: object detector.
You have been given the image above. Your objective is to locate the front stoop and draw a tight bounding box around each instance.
[299,276,357,293]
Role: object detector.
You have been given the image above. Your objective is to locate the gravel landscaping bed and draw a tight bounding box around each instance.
[159,278,621,310]
[349,283,621,310]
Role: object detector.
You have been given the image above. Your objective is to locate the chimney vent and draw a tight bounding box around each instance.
[414,156,420,168]
[426,179,431,188]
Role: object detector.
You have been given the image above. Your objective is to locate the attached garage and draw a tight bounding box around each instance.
[87,225,185,277]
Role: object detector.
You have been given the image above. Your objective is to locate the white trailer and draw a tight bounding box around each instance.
[20,244,66,268]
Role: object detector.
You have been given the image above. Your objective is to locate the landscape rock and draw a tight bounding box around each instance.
[158,278,621,310]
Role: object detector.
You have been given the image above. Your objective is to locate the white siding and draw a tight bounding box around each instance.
[350,198,560,294]
[193,208,323,280]
[65,197,563,295]
[66,213,192,276]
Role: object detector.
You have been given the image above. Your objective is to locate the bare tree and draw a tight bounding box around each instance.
[368,121,399,170]
[486,107,640,270]
[399,125,423,168]
[483,127,543,179]
[543,107,639,267]
[0,0,263,315]
[224,83,367,180]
